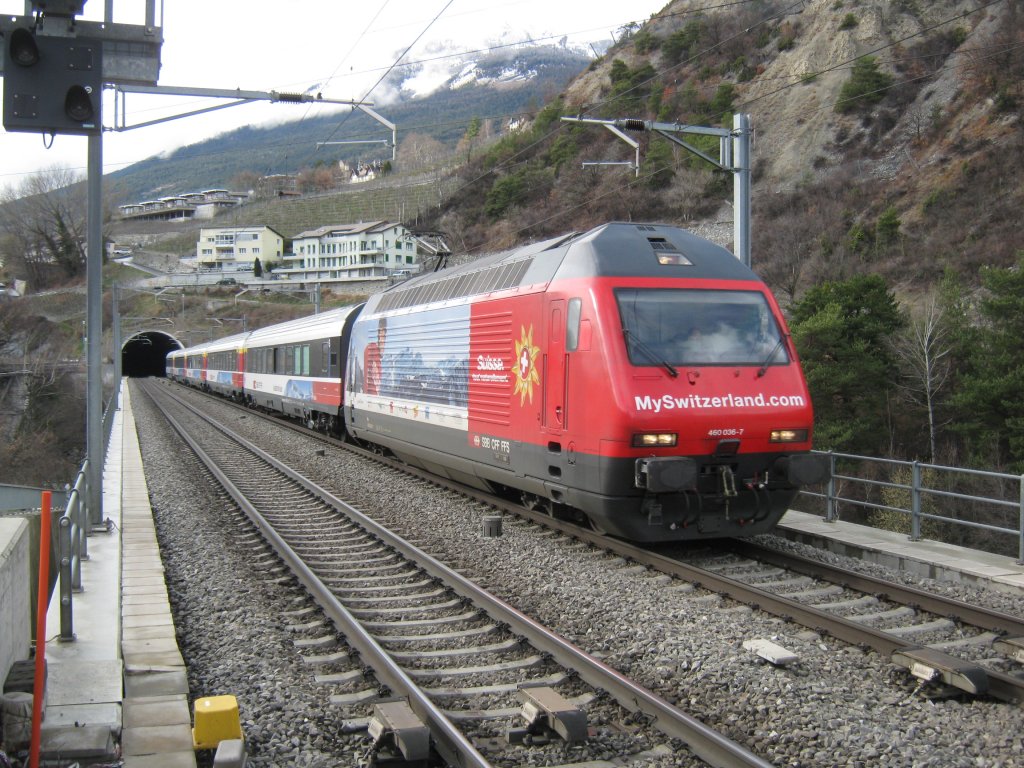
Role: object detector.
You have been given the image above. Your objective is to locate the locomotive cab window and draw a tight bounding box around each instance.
[616,288,788,367]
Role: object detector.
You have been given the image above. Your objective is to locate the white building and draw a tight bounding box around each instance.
[282,221,419,283]
[196,225,285,272]
[120,189,248,222]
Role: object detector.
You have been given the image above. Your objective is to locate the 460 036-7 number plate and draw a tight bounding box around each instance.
[707,428,744,437]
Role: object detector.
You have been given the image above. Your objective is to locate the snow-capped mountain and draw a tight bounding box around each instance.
[384,42,593,102]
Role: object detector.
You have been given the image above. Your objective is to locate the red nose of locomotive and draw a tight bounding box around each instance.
[628,362,824,500]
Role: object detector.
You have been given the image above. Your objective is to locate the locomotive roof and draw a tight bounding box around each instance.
[366,223,758,316]
[560,222,756,281]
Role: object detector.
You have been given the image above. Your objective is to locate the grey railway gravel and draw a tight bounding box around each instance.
[134,381,1024,767]
[132,386,371,767]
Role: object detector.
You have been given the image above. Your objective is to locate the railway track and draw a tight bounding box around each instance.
[161,379,1024,709]
[140,379,772,767]
[496,501,1024,706]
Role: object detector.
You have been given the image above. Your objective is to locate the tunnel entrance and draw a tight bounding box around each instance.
[122,331,182,377]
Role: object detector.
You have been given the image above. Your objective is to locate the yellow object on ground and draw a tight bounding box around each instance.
[192,694,243,750]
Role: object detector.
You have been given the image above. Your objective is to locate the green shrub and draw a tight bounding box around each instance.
[708,83,735,116]
[608,60,658,114]
[922,188,949,214]
[835,56,893,113]
[847,221,872,254]
[633,29,660,54]
[644,141,675,190]
[662,20,704,65]
[546,132,579,173]
[483,167,552,218]
[484,173,527,218]
[532,99,565,136]
[875,206,901,245]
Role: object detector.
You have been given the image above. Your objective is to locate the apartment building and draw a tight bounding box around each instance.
[283,221,419,282]
[196,225,285,271]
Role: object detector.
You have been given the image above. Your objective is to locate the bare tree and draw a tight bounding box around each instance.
[297,166,336,193]
[398,132,450,172]
[0,165,88,287]
[756,204,819,306]
[229,170,261,194]
[890,294,953,462]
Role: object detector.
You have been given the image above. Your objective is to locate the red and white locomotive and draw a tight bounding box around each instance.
[168,222,827,541]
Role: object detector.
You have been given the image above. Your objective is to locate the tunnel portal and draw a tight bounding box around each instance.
[122,331,182,377]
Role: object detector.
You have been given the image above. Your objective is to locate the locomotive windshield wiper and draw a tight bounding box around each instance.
[623,327,678,378]
[757,334,789,378]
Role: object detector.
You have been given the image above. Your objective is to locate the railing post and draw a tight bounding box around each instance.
[1018,474,1023,565]
[825,452,837,522]
[79,459,90,563]
[72,479,84,591]
[910,460,922,542]
[58,515,74,641]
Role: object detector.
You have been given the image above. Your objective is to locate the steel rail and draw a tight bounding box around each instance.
[154,382,774,768]
[729,540,1024,638]
[485,506,1024,706]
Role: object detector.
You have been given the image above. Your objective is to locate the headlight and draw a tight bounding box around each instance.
[770,429,808,443]
[632,433,678,447]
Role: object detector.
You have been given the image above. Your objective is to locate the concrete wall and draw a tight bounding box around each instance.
[0,518,31,686]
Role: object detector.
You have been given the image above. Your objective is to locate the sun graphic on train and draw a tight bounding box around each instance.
[512,324,541,405]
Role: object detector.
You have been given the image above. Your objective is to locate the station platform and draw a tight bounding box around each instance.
[35,383,196,766]
[18,381,1024,765]
[777,510,1024,596]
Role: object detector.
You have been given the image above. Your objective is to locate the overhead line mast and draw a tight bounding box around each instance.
[562,113,752,267]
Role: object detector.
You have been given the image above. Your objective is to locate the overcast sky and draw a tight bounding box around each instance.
[0,0,667,189]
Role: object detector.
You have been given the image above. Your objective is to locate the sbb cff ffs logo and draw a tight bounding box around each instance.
[3,27,102,135]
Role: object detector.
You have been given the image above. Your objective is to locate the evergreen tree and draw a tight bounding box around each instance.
[253,257,263,278]
[835,56,893,113]
[948,254,1024,469]
[462,116,482,162]
[789,274,903,453]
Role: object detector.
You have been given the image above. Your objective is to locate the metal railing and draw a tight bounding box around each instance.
[800,451,1024,564]
[55,381,121,641]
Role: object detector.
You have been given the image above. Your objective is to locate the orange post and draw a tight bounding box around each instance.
[29,490,52,768]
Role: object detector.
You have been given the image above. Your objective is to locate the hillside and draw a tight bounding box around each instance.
[423,0,1022,298]
[95,0,1024,291]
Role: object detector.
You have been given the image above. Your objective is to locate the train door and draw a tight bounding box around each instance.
[542,299,569,496]
[544,299,566,434]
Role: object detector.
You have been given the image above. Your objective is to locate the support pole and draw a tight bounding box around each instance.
[733,113,751,268]
[112,282,121,383]
[87,133,104,528]
[29,491,52,768]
